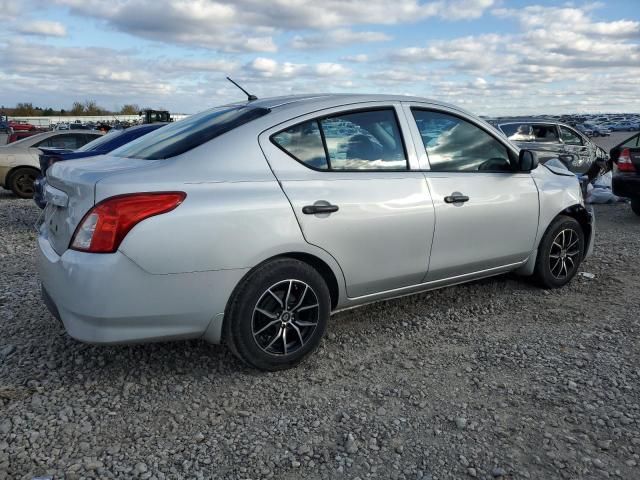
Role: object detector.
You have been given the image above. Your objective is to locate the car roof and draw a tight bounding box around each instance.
[223,93,467,116]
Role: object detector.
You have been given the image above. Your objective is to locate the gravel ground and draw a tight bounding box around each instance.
[1,185,640,480]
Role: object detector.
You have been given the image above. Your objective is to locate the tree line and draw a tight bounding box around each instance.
[2,101,146,116]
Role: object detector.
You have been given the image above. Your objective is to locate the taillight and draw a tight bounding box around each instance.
[70,192,186,253]
[617,148,636,172]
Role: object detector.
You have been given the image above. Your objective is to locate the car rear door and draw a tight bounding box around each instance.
[259,102,435,298]
[404,104,539,281]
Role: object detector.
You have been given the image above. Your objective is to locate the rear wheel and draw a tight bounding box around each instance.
[224,258,330,371]
[631,199,640,216]
[534,216,584,288]
[8,167,38,198]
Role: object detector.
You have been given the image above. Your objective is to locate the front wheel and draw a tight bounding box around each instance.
[631,199,640,216]
[224,258,330,371]
[534,216,585,288]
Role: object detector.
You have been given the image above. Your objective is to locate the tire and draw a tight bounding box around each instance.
[631,199,640,217]
[8,167,38,199]
[592,131,599,137]
[534,215,585,289]
[224,258,331,371]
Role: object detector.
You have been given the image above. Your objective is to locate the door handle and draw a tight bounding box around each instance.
[444,195,469,204]
[302,204,339,215]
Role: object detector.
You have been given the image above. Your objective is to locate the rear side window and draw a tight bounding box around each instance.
[112,106,270,160]
[622,135,640,148]
[271,108,407,171]
[272,121,328,169]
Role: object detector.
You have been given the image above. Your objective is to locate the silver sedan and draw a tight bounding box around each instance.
[37,94,595,370]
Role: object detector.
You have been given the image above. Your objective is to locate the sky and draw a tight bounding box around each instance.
[0,0,638,115]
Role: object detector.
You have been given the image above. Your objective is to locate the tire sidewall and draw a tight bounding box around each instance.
[9,168,38,199]
[536,217,584,288]
[226,259,330,370]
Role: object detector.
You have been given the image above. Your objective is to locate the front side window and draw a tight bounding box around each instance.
[412,110,512,172]
[35,134,85,149]
[559,126,584,146]
[272,108,408,171]
[112,105,270,160]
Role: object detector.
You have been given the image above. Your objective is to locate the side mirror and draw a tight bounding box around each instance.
[518,149,538,172]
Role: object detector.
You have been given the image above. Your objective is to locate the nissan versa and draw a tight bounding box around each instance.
[37,94,595,370]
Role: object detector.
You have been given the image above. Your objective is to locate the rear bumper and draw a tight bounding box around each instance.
[612,174,640,199]
[37,233,248,345]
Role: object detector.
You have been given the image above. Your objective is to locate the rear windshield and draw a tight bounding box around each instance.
[111,105,270,160]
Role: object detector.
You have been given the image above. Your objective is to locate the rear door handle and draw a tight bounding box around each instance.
[302,204,339,215]
[444,195,469,204]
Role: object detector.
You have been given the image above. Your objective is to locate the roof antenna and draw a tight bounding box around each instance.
[226,77,258,102]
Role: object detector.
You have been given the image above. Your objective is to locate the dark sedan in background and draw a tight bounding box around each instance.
[497,119,609,180]
[34,123,166,208]
[611,132,640,216]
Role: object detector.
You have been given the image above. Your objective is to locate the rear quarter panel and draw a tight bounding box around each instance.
[96,129,347,302]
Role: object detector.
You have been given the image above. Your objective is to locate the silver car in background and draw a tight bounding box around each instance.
[38,94,595,370]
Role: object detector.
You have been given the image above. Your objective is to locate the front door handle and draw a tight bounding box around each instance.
[302,203,339,215]
[444,194,469,204]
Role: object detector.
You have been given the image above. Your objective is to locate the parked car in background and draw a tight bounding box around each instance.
[9,121,36,132]
[38,94,594,371]
[0,130,103,198]
[34,123,167,208]
[611,132,640,216]
[588,125,612,137]
[7,130,46,144]
[497,119,607,179]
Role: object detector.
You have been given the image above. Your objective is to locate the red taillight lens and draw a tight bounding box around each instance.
[70,192,186,253]
[617,148,636,172]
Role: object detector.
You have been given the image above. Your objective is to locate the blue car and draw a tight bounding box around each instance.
[34,123,166,208]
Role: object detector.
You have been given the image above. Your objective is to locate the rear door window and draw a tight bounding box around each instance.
[271,108,408,171]
[320,110,407,170]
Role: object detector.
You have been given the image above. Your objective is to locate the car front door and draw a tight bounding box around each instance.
[404,104,539,281]
[559,125,594,174]
[260,103,435,298]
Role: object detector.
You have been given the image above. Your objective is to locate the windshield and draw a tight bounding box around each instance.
[111,105,270,160]
[76,130,123,152]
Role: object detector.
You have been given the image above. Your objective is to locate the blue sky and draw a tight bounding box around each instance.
[0,0,638,115]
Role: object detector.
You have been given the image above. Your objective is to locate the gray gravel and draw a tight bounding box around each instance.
[1,186,639,480]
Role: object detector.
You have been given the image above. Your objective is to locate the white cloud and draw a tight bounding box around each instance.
[342,54,370,63]
[17,20,68,37]
[54,0,495,51]
[291,29,391,49]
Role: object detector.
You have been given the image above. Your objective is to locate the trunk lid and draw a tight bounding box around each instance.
[42,155,158,255]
